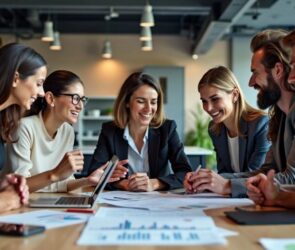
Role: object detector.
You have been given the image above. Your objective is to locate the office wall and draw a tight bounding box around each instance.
[231,36,258,108]
[1,34,229,132]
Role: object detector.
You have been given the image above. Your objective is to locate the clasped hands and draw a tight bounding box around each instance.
[115,172,156,192]
[246,170,280,206]
[184,169,231,195]
[0,174,29,209]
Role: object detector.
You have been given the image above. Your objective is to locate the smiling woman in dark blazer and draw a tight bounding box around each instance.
[184,66,271,196]
[88,72,192,191]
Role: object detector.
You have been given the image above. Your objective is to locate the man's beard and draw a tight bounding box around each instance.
[257,74,281,109]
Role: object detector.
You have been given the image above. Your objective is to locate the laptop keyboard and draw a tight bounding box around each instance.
[56,197,87,205]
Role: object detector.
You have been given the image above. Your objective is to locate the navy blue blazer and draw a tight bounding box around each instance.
[87,119,192,189]
[209,115,271,174]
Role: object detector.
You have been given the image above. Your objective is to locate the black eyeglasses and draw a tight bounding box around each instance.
[57,93,88,105]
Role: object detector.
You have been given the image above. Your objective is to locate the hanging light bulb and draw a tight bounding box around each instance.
[141,40,153,51]
[50,31,62,51]
[140,2,155,27]
[102,40,112,59]
[41,20,54,42]
[140,26,152,41]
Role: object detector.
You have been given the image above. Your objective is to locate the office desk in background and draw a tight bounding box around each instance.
[81,146,213,173]
[0,191,294,250]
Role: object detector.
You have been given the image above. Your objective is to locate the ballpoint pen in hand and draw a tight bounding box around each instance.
[194,164,202,174]
[189,164,202,181]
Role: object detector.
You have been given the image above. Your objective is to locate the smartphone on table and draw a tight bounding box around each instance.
[0,223,45,237]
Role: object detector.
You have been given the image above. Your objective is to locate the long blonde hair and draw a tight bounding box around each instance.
[198,66,265,136]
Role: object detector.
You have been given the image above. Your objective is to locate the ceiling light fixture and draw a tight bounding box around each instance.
[41,20,54,42]
[141,40,153,51]
[192,54,198,60]
[140,26,152,41]
[50,31,62,51]
[102,40,112,59]
[140,2,155,27]
[105,7,119,21]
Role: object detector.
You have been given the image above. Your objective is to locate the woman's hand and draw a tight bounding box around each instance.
[0,174,29,205]
[50,150,84,182]
[183,172,194,193]
[128,173,152,192]
[86,159,129,186]
[0,174,29,211]
[87,163,108,185]
[187,169,231,195]
[110,159,128,182]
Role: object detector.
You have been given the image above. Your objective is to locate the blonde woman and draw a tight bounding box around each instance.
[184,66,270,196]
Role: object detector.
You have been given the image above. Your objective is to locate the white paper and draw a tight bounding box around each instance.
[216,227,239,237]
[96,207,206,217]
[77,215,226,246]
[98,191,253,211]
[0,210,90,229]
[259,238,295,250]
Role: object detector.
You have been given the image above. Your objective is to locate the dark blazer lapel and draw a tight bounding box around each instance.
[114,127,128,160]
[148,128,160,177]
[239,119,248,172]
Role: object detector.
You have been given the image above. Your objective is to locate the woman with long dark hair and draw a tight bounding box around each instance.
[0,43,47,212]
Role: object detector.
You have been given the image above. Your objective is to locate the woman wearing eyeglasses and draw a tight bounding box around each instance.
[4,70,126,192]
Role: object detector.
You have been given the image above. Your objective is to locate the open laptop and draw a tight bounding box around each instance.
[29,155,118,208]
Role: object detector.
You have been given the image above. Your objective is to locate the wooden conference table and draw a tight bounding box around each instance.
[0,191,294,250]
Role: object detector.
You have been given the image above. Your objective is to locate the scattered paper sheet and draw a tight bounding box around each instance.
[0,210,90,229]
[216,227,239,237]
[259,238,295,250]
[77,214,226,246]
[98,191,253,211]
[96,207,206,217]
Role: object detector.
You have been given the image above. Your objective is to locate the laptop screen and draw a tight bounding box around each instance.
[91,155,118,201]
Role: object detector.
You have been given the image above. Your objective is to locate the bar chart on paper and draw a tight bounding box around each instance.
[100,219,198,230]
[77,216,226,246]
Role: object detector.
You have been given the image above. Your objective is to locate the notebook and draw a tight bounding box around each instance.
[29,155,118,208]
[225,210,295,225]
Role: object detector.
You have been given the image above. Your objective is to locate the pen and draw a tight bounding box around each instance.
[186,164,202,194]
[194,164,202,174]
[65,208,96,214]
[189,164,202,182]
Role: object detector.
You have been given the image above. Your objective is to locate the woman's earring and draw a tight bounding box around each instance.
[51,103,54,108]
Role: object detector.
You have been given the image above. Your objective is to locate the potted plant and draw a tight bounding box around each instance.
[185,104,216,169]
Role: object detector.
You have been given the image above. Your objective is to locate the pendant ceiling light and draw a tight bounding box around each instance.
[140,26,152,41]
[41,20,54,42]
[140,2,155,27]
[141,40,153,51]
[50,31,62,51]
[101,40,112,59]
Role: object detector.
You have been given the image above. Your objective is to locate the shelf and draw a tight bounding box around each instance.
[77,96,116,149]
[81,136,98,141]
[81,115,113,121]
